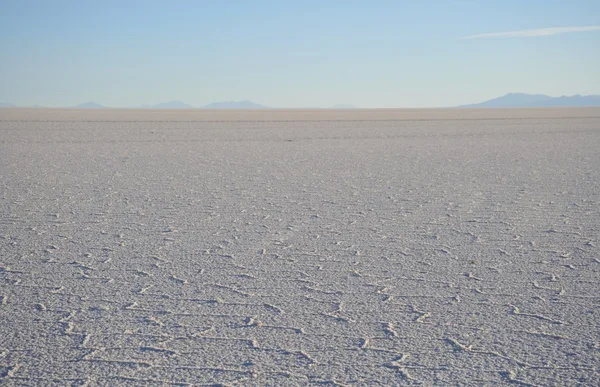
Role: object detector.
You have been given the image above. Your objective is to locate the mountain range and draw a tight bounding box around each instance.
[75,101,105,109]
[0,100,271,109]
[2,94,600,109]
[136,100,267,109]
[461,93,600,108]
[71,100,267,109]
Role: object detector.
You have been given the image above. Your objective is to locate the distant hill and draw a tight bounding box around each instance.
[203,100,266,109]
[461,93,600,108]
[149,100,194,109]
[75,101,105,109]
[330,104,358,109]
[0,102,16,108]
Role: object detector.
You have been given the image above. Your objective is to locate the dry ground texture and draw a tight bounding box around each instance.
[1,108,599,386]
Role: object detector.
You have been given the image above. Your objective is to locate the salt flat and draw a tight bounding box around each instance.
[1,108,599,386]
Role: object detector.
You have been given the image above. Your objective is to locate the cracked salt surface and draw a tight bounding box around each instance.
[1,108,599,385]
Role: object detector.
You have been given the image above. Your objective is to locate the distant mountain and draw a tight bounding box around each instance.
[203,100,266,109]
[330,104,358,109]
[150,100,194,109]
[75,101,105,109]
[461,93,600,108]
[0,102,15,108]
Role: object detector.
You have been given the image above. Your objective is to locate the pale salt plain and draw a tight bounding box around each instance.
[1,108,599,386]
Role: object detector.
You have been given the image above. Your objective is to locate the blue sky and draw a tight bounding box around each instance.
[1,0,599,107]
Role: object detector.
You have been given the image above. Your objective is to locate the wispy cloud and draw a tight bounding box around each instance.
[461,26,600,40]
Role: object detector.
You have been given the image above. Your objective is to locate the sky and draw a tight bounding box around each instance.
[1,0,599,108]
